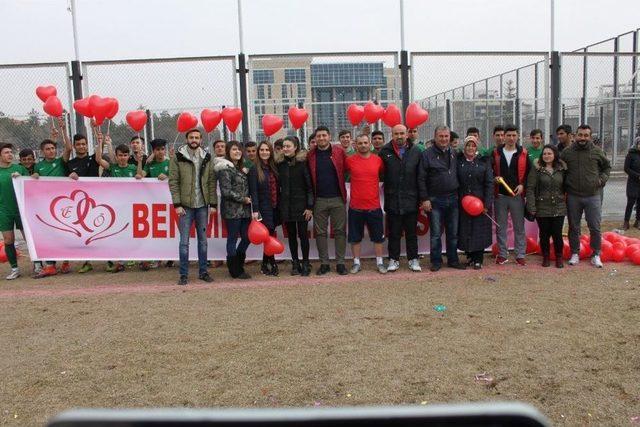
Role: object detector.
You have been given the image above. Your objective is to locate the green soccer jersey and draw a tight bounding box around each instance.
[526,145,543,163]
[144,159,170,178]
[110,164,138,178]
[34,157,67,177]
[0,164,28,216]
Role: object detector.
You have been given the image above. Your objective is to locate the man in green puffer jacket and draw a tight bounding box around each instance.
[560,124,611,268]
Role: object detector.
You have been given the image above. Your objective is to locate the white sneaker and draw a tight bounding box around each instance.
[408,258,422,272]
[387,259,400,272]
[591,255,603,268]
[568,254,580,265]
[6,268,20,280]
[377,263,388,274]
[350,263,361,274]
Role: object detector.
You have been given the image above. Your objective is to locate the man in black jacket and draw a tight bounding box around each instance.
[379,124,422,272]
[419,126,465,271]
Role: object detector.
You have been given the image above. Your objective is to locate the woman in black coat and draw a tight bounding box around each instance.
[623,137,640,229]
[250,141,280,276]
[276,136,314,276]
[457,136,494,269]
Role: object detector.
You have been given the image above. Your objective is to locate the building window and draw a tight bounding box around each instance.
[297,84,306,98]
[253,70,274,84]
[267,86,272,99]
[257,85,265,99]
[285,68,306,83]
[281,85,287,99]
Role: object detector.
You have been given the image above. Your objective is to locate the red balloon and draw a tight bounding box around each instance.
[92,97,113,126]
[601,239,614,253]
[201,109,222,133]
[579,242,593,259]
[73,97,93,117]
[0,244,7,263]
[262,114,283,137]
[36,85,57,102]
[264,236,285,256]
[405,102,429,129]
[562,238,571,260]
[631,250,640,265]
[346,104,365,126]
[126,110,147,132]
[461,195,484,216]
[87,95,102,116]
[221,107,243,132]
[602,231,617,243]
[43,96,63,117]
[612,248,626,262]
[526,237,539,255]
[177,112,199,132]
[382,104,402,127]
[625,244,640,259]
[248,219,270,245]
[491,242,499,257]
[288,107,308,129]
[105,98,119,119]
[363,101,384,124]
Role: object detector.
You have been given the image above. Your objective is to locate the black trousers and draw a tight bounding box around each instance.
[536,216,565,256]
[624,196,640,222]
[387,212,418,261]
[285,221,309,261]
[465,250,484,264]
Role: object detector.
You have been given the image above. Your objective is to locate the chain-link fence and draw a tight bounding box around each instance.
[0,62,72,154]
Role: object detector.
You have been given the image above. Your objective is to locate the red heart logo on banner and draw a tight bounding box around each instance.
[405,102,429,129]
[363,101,384,124]
[126,110,148,132]
[346,104,365,126]
[43,96,64,117]
[287,107,309,130]
[200,109,222,133]
[105,98,119,119]
[382,104,402,128]
[221,107,243,132]
[177,112,199,132]
[73,98,93,117]
[36,85,57,102]
[92,97,113,126]
[262,114,283,137]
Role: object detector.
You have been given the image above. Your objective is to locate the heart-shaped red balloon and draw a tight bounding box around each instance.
[262,114,283,137]
[288,107,309,129]
[405,102,429,129]
[363,101,384,124]
[105,98,119,119]
[126,110,148,132]
[382,104,402,128]
[177,112,199,132]
[92,97,113,126]
[346,104,365,126]
[43,96,63,117]
[200,109,222,133]
[221,107,243,132]
[248,219,270,245]
[87,94,102,117]
[263,236,285,256]
[73,98,93,117]
[36,85,57,102]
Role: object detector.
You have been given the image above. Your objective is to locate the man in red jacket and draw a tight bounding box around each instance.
[307,126,348,275]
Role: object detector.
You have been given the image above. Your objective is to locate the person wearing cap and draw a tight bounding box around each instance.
[457,135,494,269]
[623,136,640,230]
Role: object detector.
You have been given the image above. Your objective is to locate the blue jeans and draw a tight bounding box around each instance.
[428,193,460,265]
[226,218,251,256]
[178,206,209,277]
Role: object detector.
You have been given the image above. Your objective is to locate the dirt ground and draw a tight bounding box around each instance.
[1,223,639,426]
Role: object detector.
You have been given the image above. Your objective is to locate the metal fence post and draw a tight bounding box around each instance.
[581,48,588,123]
[400,50,410,119]
[631,29,639,141]
[550,51,561,135]
[237,53,250,143]
[612,37,619,164]
[145,109,153,152]
[70,60,85,135]
[445,99,452,128]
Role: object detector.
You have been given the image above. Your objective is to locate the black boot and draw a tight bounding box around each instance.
[634,220,640,229]
[542,254,550,267]
[269,256,279,276]
[236,252,251,279]
[301,260,311,276]
[260,255,270,275]
[291,260,301,276]
[227,255,239,278]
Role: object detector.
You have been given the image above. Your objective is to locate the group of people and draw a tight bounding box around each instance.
[0,117,613,284]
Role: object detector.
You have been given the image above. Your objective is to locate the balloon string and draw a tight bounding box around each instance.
[484,212,500,228]
[107,119,111,136]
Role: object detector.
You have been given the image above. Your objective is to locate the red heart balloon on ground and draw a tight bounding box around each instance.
[262,114,283,137]
[92,97,113,126]
[288,107,309,129]
[177,112,199,132]
[363,101,384,124]
[346,104,365,126]
[264,236,285,256]
[73,98,93,117]
[36,85,57,102]
[221,107,243,132]
[43,96,63,117]
[405,102,429,129]
[201,109,222,133]
[105,98,119,119]
[382,104,402,127]
[248,219,270,245]
[126,110,147,132]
